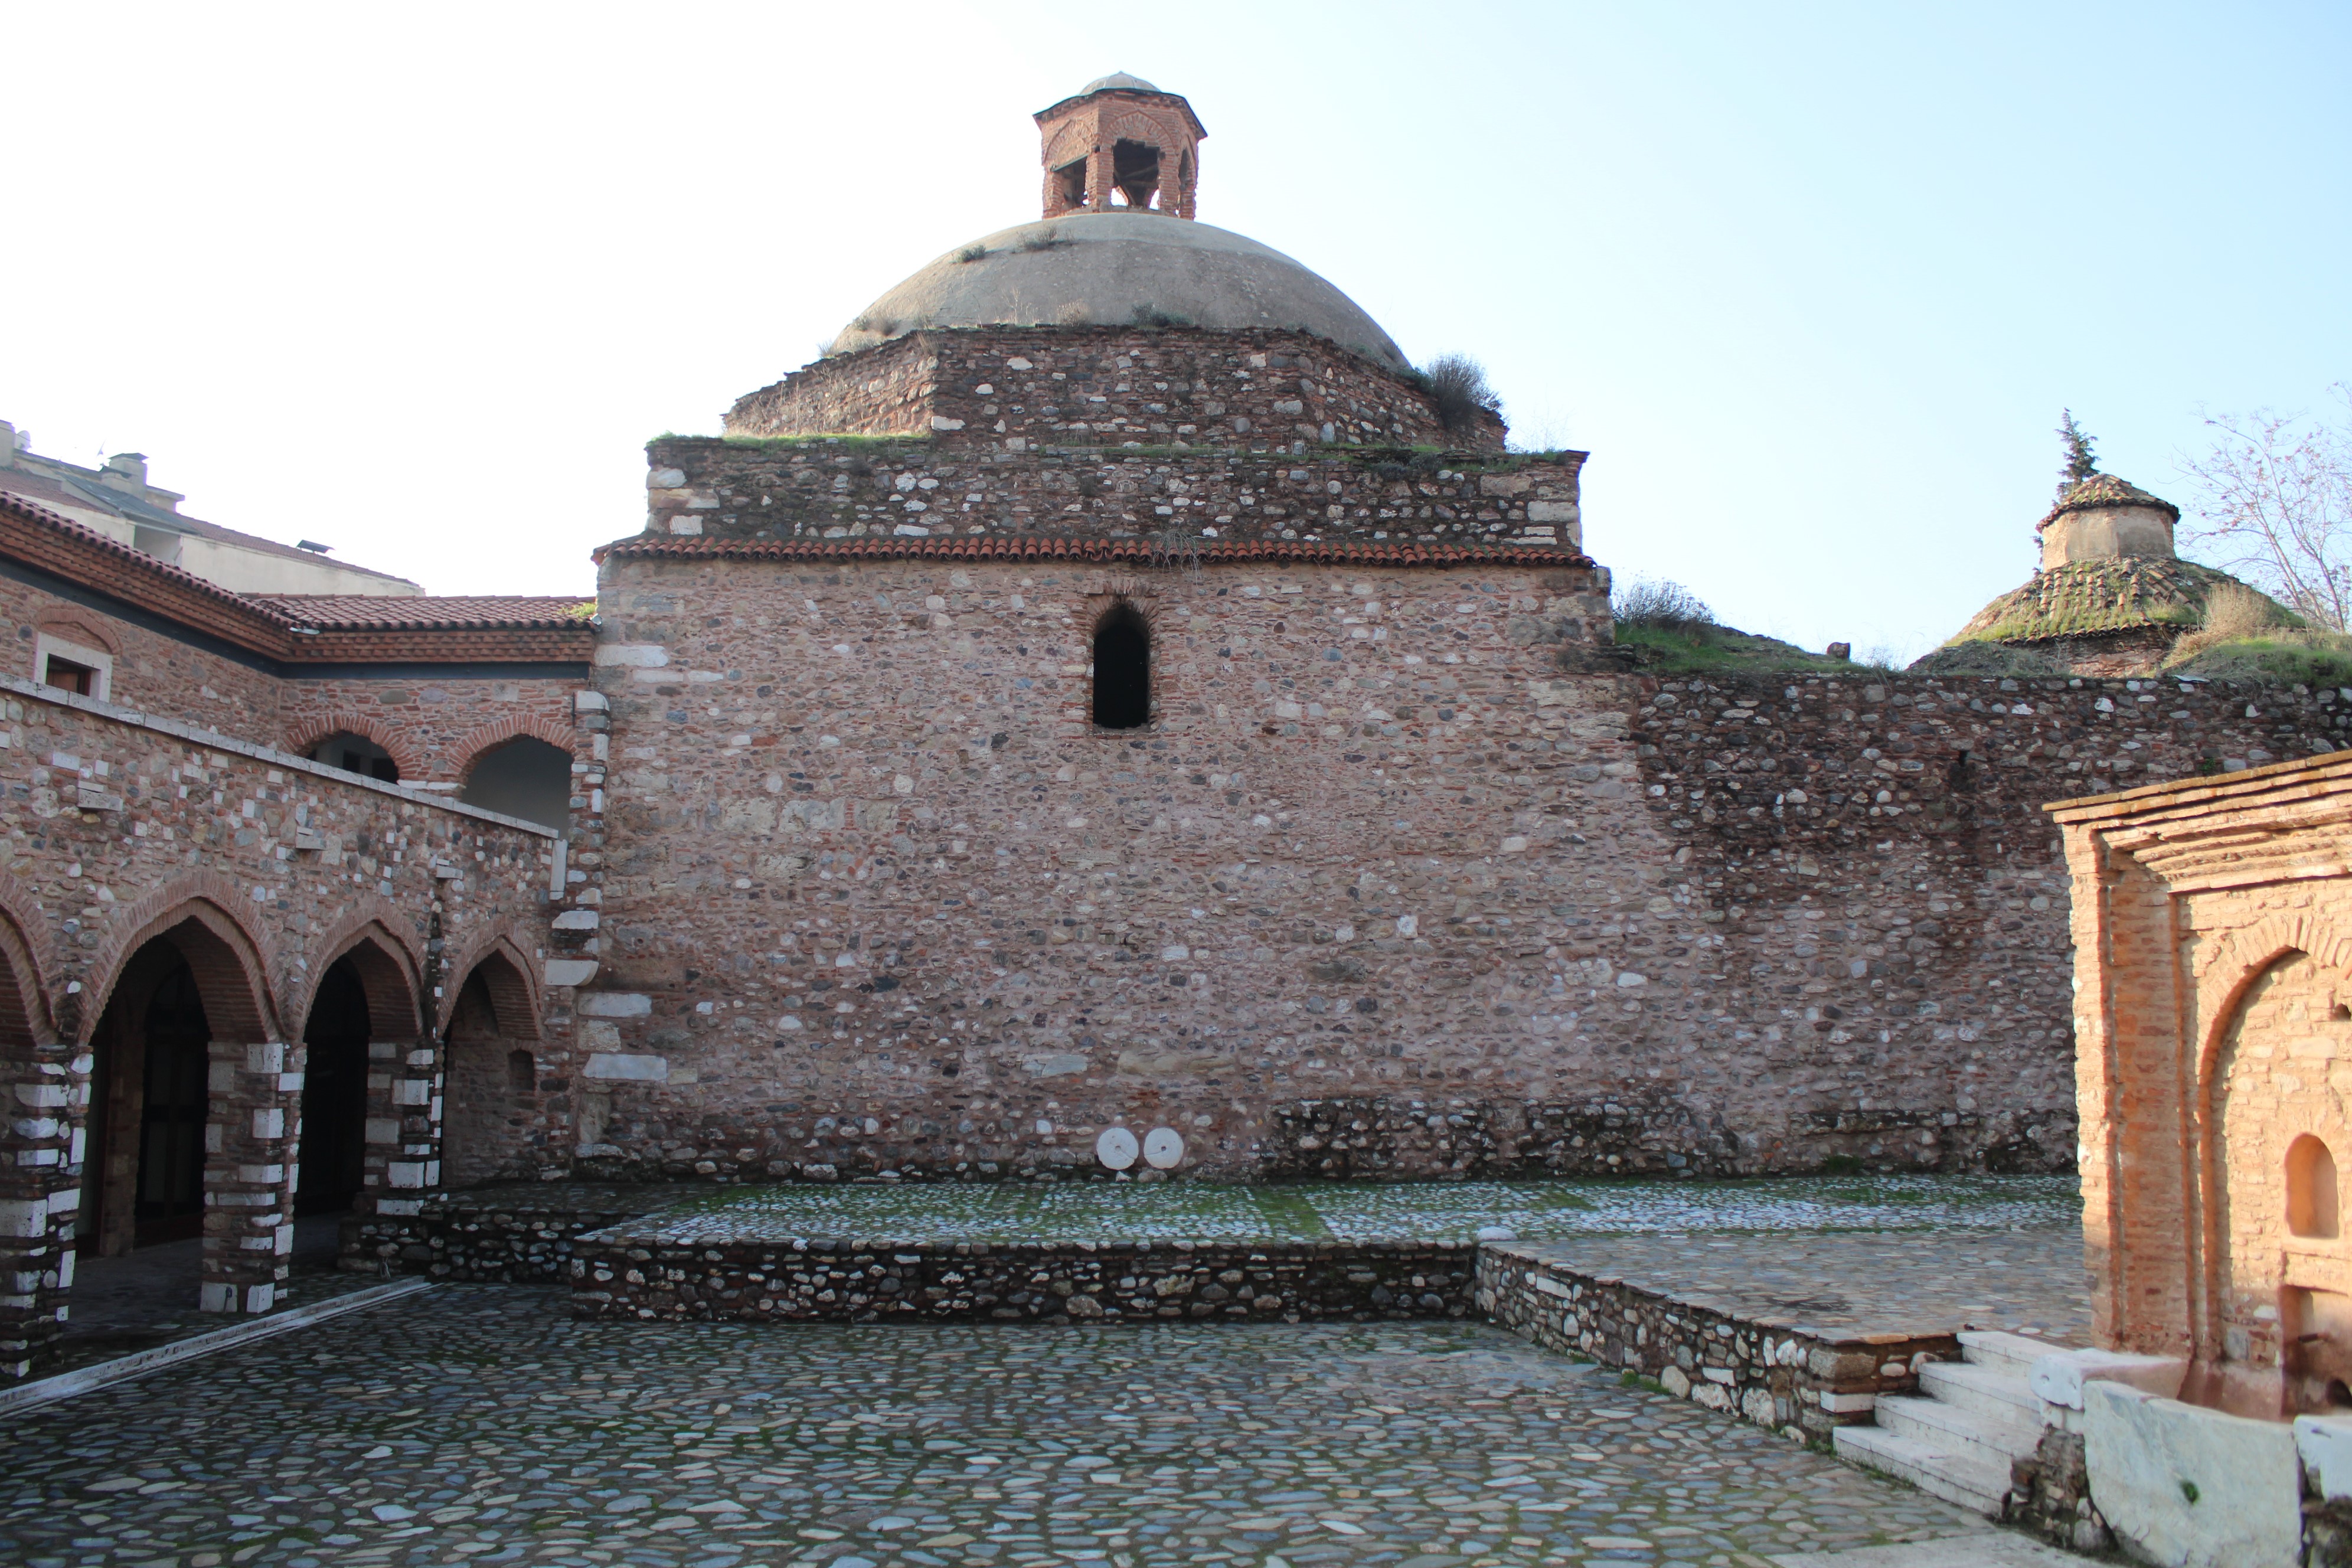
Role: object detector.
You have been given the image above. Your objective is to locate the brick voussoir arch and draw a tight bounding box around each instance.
[450,715,578,786]
[2190,911,2352,1089]
[71,872,283,1043]
[0,864,61,1046]
[291,900,429,1041]
[284,713,428,783]
[437,925,545,1041]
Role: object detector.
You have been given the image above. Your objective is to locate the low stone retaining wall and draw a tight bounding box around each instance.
[571,1235,1478,1324]
[343,1184,693,1283]
[1476,1244,1955,1442]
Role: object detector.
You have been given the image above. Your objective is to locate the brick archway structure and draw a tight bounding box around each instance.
[437,929,543,1040]
[79,876,282,1046]
[283,713,427,784]
[438,930,546,1187]
[451,714,576,787]
[291,901,427,1040]
[297,910,432,1220]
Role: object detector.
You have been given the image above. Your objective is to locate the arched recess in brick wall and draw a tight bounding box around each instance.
[2194,917,2352,1395]
[296,920,426,1219]
[77,894,278,1259]
[439,936,544,1188]
[284,715,425,785]
[453,717,575,835]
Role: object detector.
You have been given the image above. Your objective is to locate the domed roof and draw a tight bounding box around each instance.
[826,212,1410,371]
[1082,70,1159,94]
[1949,557,2248,645]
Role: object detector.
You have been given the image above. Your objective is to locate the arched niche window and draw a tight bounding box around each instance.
[311,731,398,783]
[1092,602,1151,730]
[2291,1135,2341,1239]
[460,736,573,834]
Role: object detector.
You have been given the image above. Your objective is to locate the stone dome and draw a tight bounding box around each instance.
[825,212,1410,371]
[1082,71,1158,94]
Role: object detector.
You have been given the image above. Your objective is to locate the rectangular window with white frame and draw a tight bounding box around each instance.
[34,634,113,702]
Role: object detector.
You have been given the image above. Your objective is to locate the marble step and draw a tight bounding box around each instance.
[1834,1422,2012,1517]
[1958,1329,2067,1380]
[1874,1393,2041,1467]
[1919,1359,2040,1425]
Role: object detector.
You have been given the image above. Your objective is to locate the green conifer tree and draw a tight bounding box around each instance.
[2056,409,2100,497]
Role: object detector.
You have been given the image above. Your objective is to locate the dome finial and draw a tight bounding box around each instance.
[1034,76,1206,220]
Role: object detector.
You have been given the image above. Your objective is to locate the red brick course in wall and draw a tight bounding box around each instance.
[282,678,588,787]
[721,326,1505,453]
[0,680,560,1376]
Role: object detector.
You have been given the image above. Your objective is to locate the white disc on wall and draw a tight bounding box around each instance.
[1143,1126,1185,1169]
[1095,1126,1139,1170]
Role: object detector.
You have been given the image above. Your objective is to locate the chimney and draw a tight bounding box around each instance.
[0,423,15,469]
[99,452,149,491]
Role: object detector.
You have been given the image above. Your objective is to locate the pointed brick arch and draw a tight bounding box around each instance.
[2191,911,2352,1092]
[77,875,282,1045]
[439,930,542,1041]
[292,901,426,1041]
[283,713,426,783]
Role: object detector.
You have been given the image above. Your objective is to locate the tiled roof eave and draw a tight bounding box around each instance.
[594,534,1593,570]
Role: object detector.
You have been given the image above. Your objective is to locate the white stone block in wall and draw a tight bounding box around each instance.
[2300,1415,2352,1501]
[252,1108,285,1140]
[45,1187,78,1214]
[14,1083,67,1108]
[1526,501,1578,524]
[578,992,651,1018]
[387,1162,427,1188]
[236,1164,285,1184]
[247,1043,285,1074]
[545,958,600,988]
[375,1197,422,1216]
[393,1080,432,1106]
[584,1053,668,1082]
[594,643,670,668]
[365,1118,401,1144]
[200,1282,237,1313]
[0,1199,45,1238]
[668,517,703,535]
[648,468,687,488]
[551,910,600,930]
[2031,1348,2185,1410]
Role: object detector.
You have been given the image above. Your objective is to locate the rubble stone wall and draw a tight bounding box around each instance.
[643,437,1578,554]
[721,325,1503,453]
[572,1233,1478,1324]
[1478,1244,1954,1442]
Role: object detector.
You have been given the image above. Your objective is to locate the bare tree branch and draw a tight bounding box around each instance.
[2177,385,2352,632]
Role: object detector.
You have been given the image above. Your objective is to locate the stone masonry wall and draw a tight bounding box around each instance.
[572,1232,1478,1324]
[0,677,560,1376]
[1478,1244,1954,1442]
[643,438,1579,556]
[722,325,1504,453]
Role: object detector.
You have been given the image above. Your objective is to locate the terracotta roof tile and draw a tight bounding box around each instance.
[596,534,1591,569]
[250,594,595,630]
[2037,473,2181,531]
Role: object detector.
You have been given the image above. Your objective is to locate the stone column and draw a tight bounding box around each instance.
[0,1041,83,1376]
[200,1039,301,1314]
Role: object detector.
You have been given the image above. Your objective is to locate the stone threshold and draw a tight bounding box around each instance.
[0,1278,433,1413]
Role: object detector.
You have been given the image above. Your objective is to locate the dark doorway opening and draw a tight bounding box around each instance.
[1111,139,1160,208]
[84,952,213,1252]
[297,958,371,1217]
[309,730,399,783]
[1092,603,1151,729]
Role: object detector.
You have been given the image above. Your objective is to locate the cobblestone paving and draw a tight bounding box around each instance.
[626,1175,2077,1247]
[1519,1226,2092,1345]
[2,1285,2000,1568]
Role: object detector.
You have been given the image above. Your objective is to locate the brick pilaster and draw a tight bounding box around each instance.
[200,1040,301,1314]
[0,1041,85,1374]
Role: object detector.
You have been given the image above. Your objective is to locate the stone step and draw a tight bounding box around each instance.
[1919,1358,2040,1424]
[1957,1329,2067,1380]
[1874,1393,2042,1466]
[1833,1422,2012,1517]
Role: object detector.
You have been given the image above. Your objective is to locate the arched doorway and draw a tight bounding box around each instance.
[459,737,571,833]
[83,942,218,1254]
[1092,602,1151,729]
[296,958,371,1217]
[441,949,540,1186]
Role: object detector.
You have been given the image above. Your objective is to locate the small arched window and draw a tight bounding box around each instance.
[311,731,398,782]
[460,736,573,834]
[1092,603,1151,730]
[2291,1134,2340,1239]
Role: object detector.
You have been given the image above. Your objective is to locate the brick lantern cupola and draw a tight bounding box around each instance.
[1035,72,1205,221]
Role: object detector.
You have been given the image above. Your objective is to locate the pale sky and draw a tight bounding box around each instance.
[6,2,2346,661]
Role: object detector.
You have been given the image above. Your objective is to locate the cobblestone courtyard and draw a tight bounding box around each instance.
[1,1284,2024,1568]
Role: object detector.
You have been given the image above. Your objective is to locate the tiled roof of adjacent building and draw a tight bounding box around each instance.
[250,594,596,629]
[596,535,1592,569]
[0,489,593,665]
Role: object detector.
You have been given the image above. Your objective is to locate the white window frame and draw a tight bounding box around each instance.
[33,633,113,703]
